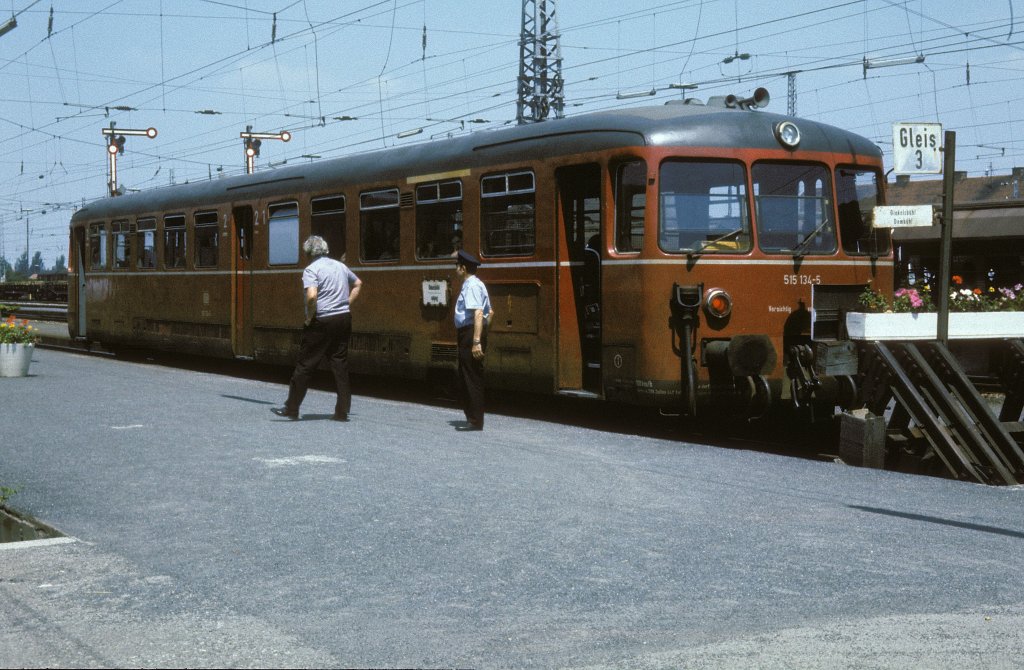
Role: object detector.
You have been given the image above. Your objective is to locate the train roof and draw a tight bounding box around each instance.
[71,101,882,223]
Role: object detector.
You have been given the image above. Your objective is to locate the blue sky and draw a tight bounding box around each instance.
[1,0,1022,267]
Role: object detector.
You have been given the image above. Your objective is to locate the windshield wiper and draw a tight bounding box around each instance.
[790,219,831,257]
[695,227,744,252]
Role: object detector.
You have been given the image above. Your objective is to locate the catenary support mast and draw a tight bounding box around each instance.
[517,0,564,124]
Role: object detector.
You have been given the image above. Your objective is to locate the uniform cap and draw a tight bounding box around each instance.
[456,249,480,268]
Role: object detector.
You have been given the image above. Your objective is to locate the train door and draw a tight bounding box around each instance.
[231,205,255,358]
[555,164,602,395]
[74,227,87,337]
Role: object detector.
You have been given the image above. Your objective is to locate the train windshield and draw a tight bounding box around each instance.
[836,166,891,256]
[752,162,837,256]
[658,160,750,254]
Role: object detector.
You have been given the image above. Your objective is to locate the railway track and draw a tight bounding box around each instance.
[2,301,67,322]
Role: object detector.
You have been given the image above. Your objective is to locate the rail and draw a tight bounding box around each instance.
[1,301,67,322]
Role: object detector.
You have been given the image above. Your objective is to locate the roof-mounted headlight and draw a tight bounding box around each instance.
[774,120,801,150]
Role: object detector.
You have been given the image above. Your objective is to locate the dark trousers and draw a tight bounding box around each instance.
[456,325,486,425]
[285,313,352,416]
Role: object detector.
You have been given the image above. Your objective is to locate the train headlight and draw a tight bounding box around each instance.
[704,287,733,319]
[774,120,801,150]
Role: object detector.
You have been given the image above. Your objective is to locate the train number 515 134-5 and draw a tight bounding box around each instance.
[783,274,821,285]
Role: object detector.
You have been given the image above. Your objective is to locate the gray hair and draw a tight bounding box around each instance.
[303,235,329,258]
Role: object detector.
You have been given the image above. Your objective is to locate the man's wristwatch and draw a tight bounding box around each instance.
[473,339,481,344]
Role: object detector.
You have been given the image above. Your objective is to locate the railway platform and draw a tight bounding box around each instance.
[21,319,100,351]
[2,347,1024,668]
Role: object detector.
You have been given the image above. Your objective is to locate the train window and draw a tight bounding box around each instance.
[311,195,346,260]
[481,171,535,256]
[415,180,463,259]
[89,223,107,270]
[836,167,891,257]
[194,211,220,268]
[359,188,400,262]
[136,218,156,269]
[614,161,646,253]
[659,161,749,254]
[268,201,300,265]
[752,162,837,256]
[164,214,186,269]
[112,220,132,269]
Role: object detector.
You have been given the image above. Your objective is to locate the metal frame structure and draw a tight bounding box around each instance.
[516,0,564,124]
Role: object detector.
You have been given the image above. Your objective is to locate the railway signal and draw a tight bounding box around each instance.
[240,126,291,174]
[101,122,158,197]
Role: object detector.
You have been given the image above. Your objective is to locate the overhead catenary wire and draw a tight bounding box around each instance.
[3,0,1024,267]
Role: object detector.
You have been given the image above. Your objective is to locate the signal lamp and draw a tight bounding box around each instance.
[108,135,126,155]
[279,130,291,142]
[774,121,801,150]
[704,288,733,319]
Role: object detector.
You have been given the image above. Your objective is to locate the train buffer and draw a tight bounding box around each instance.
[846,338,1024,485]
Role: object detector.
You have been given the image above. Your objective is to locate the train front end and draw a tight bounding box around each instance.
[600,93,893,420]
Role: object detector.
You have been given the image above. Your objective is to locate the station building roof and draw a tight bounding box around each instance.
[888,168,1024,241]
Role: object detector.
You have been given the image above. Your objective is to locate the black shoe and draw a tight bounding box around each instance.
[331,413,349,422]
[271,407,299,420]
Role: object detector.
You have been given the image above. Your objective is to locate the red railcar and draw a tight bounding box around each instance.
[68,90,892,418]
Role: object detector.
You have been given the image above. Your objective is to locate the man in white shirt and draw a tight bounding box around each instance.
[272,236,362,421]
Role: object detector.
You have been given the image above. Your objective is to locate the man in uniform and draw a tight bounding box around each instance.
[272,235,362,421]
[454,249,492,430]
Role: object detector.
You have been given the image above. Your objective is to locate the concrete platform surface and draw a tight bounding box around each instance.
[2,348,1024,668]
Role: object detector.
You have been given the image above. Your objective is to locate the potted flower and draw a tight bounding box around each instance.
[0,315,40,377]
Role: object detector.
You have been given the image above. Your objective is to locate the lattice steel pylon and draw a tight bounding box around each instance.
[787,71,797,116]
[516,0,564,124]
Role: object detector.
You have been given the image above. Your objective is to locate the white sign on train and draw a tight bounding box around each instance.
[873,205,934,228]
[892,122,942,174]
[422,279,449,306]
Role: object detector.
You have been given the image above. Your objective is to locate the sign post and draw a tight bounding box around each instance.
[936,131,956,345]
[891,122,953,344]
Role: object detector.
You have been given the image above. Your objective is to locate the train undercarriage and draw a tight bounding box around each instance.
[675,281,1024,486]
